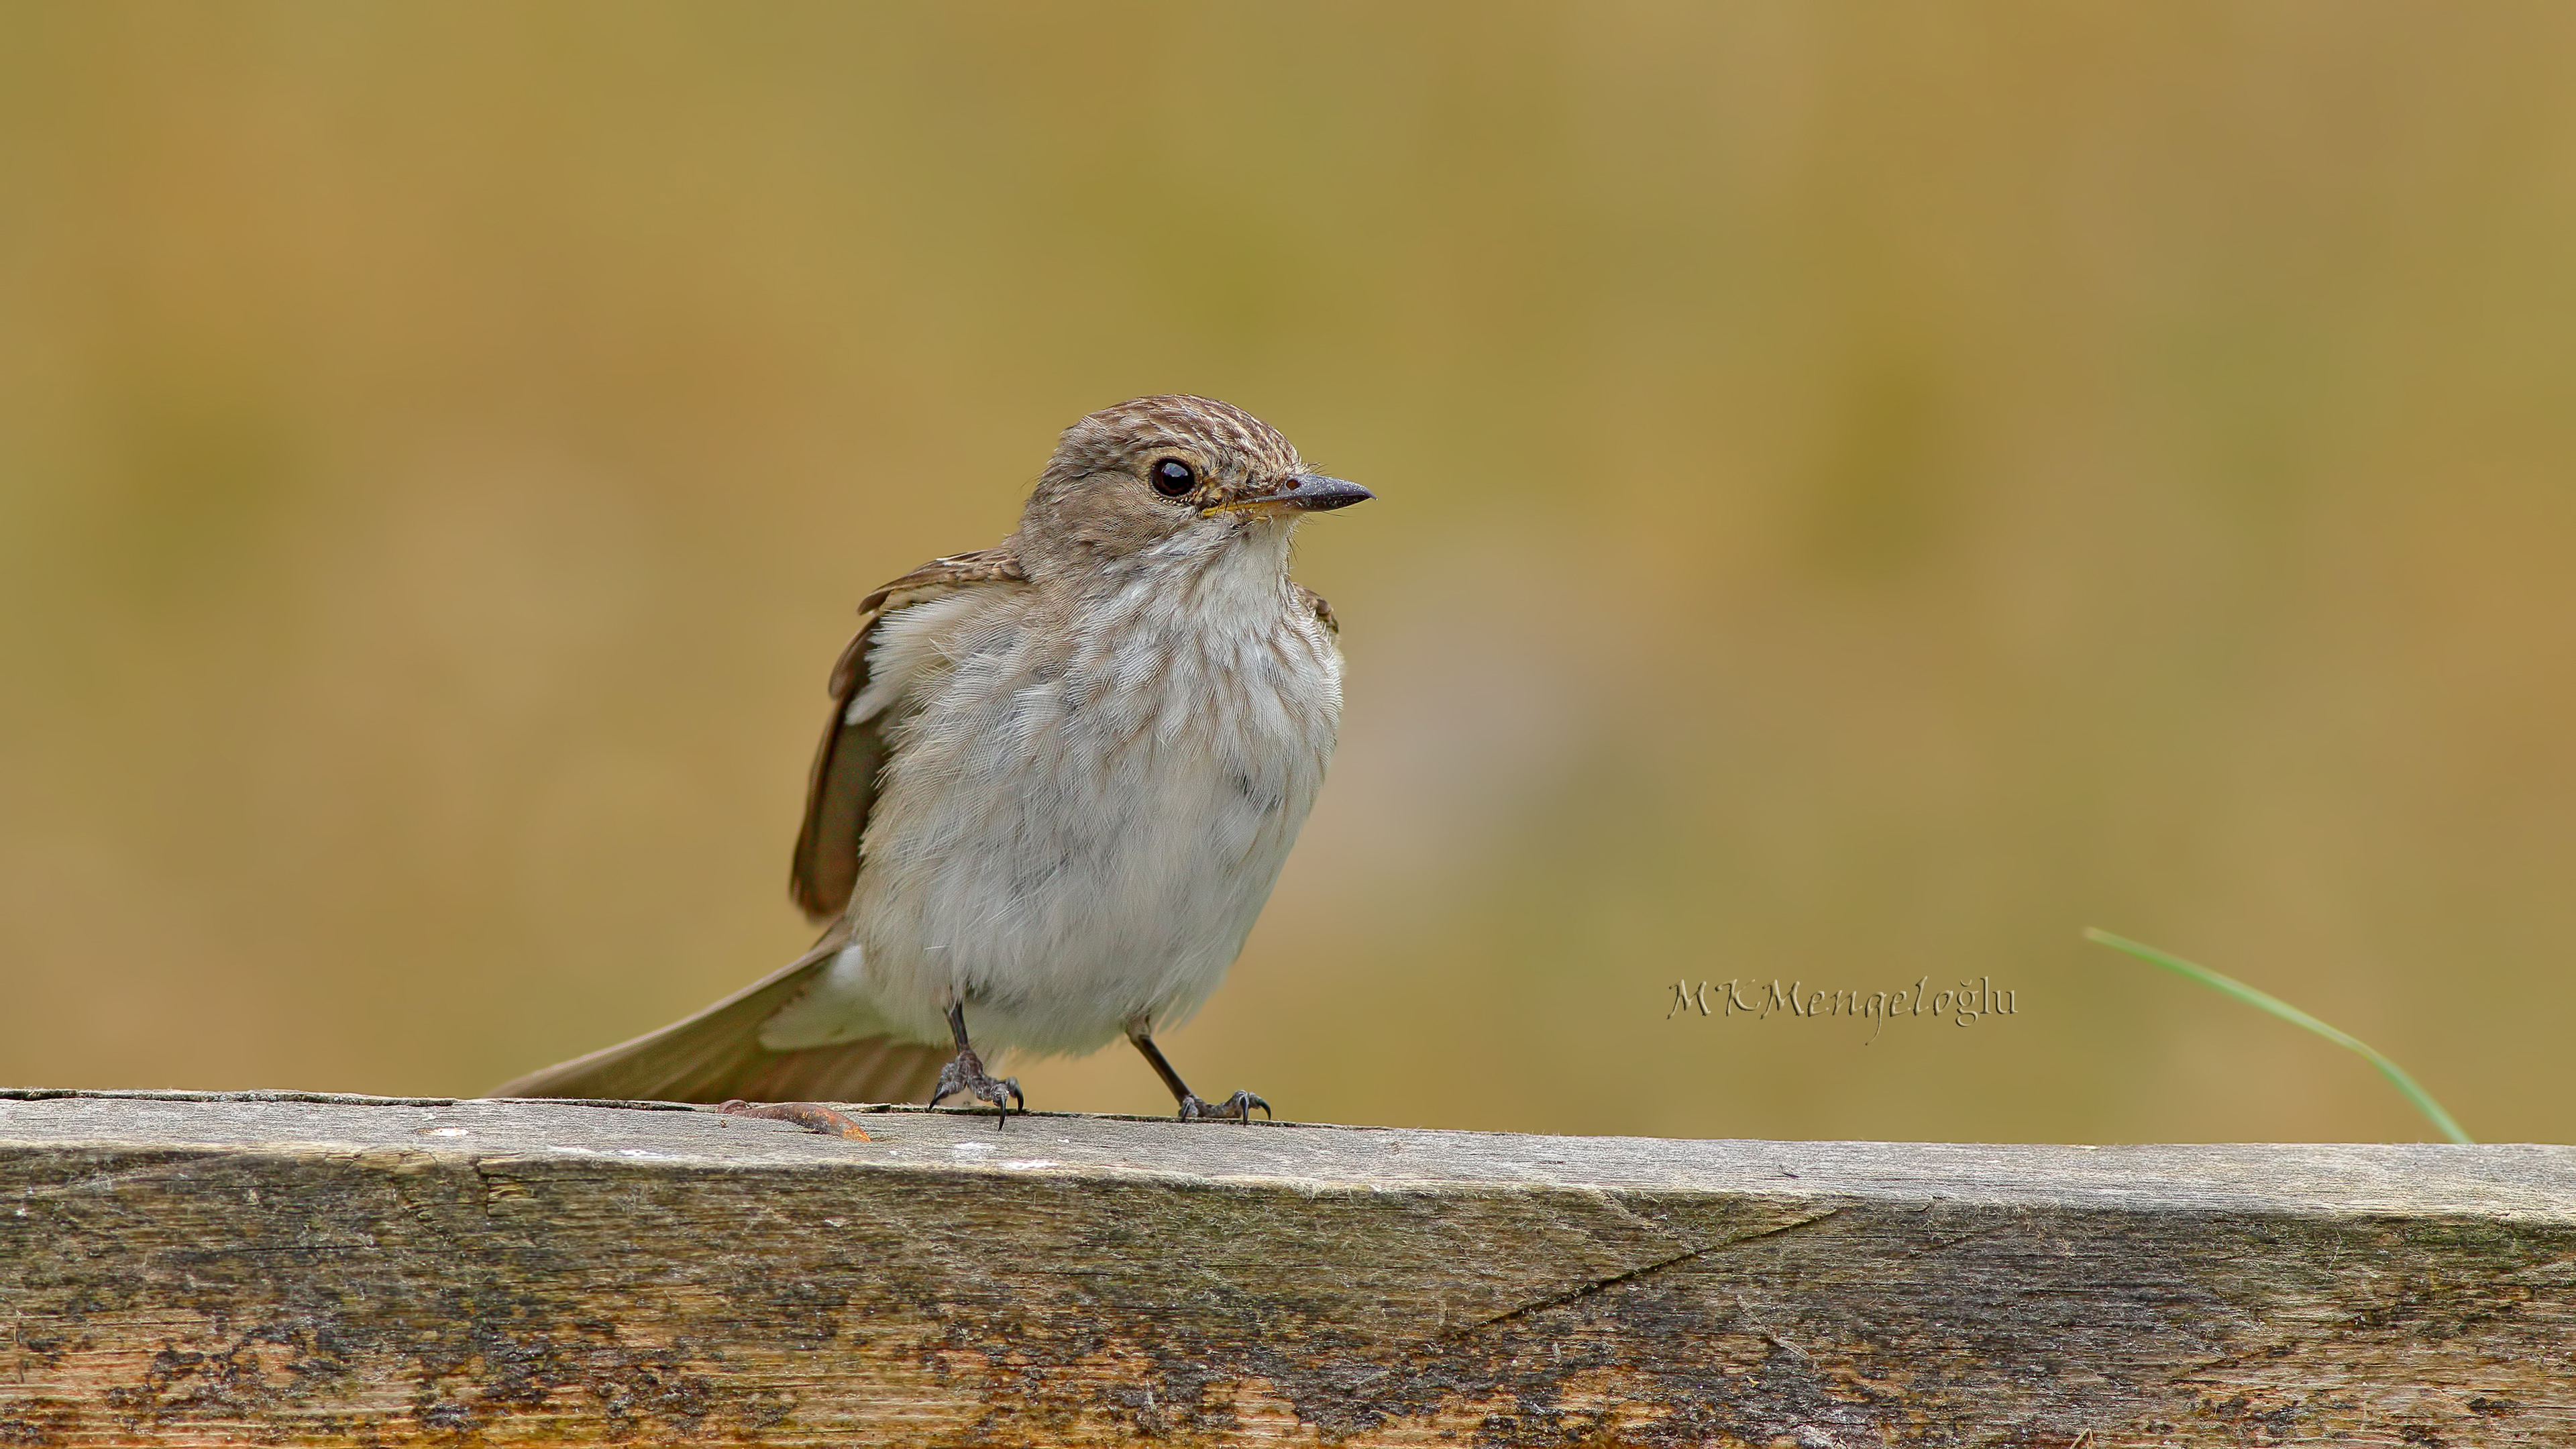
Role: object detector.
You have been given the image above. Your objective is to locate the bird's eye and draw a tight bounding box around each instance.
[1150,459,1197,497]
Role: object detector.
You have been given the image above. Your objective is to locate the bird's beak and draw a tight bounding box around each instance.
[1205,472,1375,517]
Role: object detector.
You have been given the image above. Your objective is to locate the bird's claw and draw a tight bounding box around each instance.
[1178,1089,1270,1122]
[930,1047,1025,1128]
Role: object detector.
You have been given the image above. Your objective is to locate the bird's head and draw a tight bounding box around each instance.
[1016,395,1371,578]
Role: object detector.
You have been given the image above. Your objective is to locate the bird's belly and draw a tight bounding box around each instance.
[830,631,1336,1057]
[892,767,1299,1053]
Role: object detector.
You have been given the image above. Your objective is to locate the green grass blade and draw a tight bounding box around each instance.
[2082,927,2473,1145]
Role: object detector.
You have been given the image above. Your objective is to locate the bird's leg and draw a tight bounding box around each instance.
[1128,1026,1269,1123]
[929,1001,1024,1128]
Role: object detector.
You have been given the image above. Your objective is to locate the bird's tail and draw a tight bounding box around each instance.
[488,936,950,1105]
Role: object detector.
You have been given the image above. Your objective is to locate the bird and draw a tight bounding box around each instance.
[492,395,1371,1125]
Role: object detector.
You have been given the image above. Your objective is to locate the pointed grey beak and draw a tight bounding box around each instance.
[1205,472,1376,518]
[1271,472,1374,512]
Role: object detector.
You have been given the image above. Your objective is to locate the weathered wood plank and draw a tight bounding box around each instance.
[1,1090,2569,1446]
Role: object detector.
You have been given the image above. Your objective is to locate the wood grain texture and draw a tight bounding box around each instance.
[1,1091,2569,1446]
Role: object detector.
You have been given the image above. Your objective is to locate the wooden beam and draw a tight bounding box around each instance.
[2,1090,2569,1446]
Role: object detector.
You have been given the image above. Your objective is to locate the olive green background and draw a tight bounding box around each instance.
[5,3,2571,1143]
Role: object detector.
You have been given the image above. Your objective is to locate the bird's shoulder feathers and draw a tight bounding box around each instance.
[1292,582,1338,635]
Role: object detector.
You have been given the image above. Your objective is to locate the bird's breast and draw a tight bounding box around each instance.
[845,582,1342,1054]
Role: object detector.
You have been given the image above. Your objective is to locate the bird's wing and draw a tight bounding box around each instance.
[488,928,951,1104]
[788,545,1028,923]
[492,545,1023,1107]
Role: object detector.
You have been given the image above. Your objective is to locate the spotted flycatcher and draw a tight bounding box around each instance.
[495,396,1370,1122]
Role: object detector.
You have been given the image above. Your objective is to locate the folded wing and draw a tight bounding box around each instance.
[494,545,1027,1104]
[790,546,1028,922]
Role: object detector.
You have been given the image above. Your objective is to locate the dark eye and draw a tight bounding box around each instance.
[1150,459,1197,497]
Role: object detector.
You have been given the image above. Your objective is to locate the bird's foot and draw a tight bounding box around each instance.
[1177,1089,1271,1122]
[718,1100,871,1140]
[930,1048,1025,1128]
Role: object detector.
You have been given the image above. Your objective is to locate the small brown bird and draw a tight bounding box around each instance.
[494,396,1370,1122]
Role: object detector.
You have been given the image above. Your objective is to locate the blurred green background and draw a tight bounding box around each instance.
[4,3,2572,1144]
